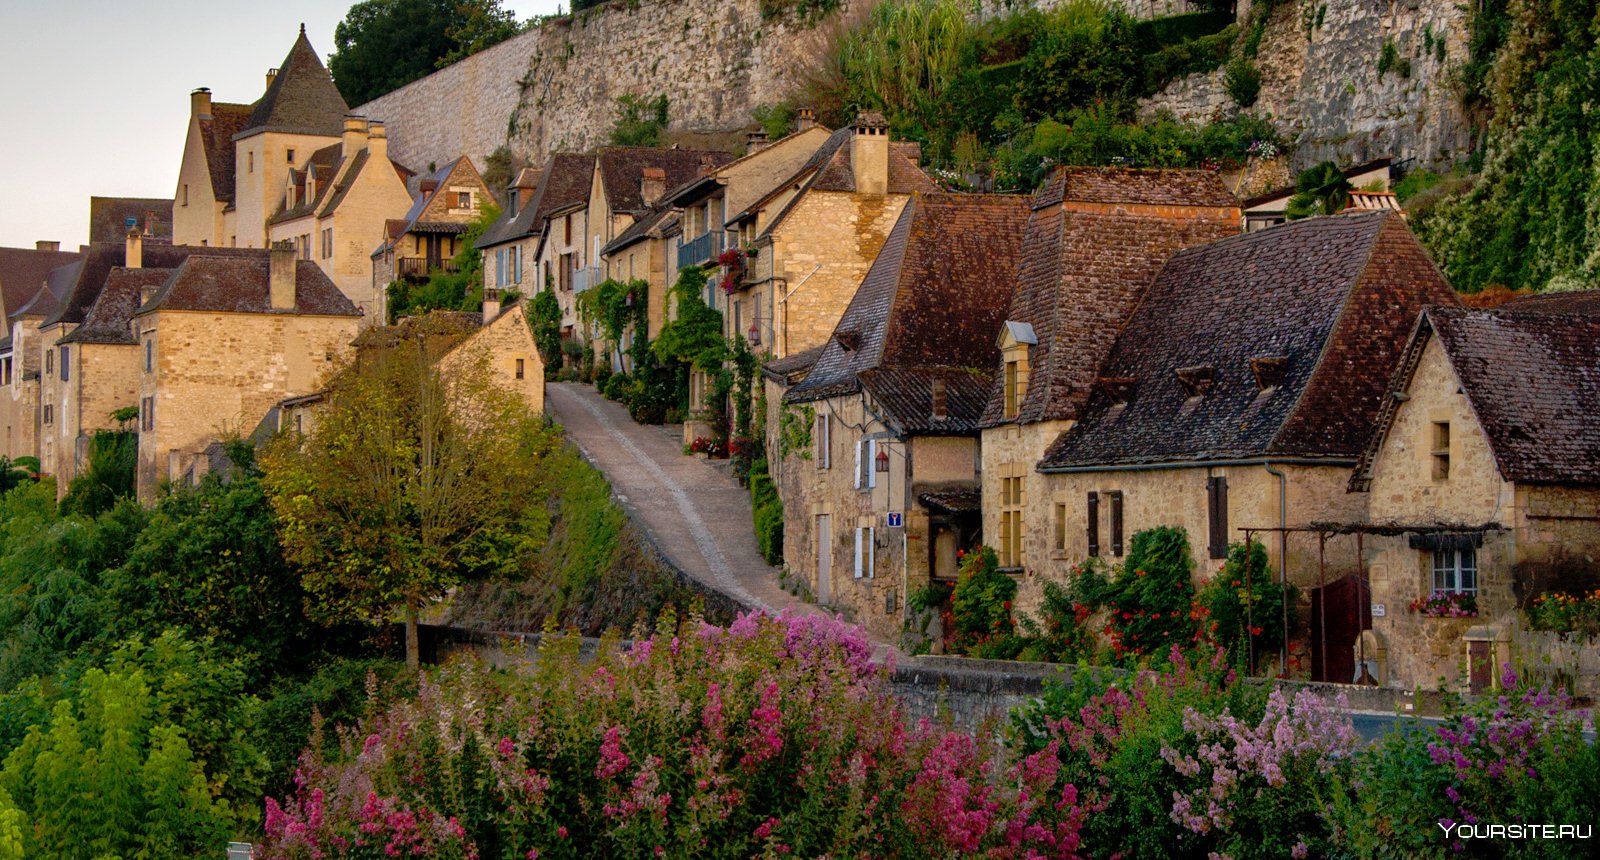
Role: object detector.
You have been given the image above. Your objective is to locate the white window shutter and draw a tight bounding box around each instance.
[853,439,862,489]
[854,528,864,579]
[867,527,875,578]
[867,439,878,489]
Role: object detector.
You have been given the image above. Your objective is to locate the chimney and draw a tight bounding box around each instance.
[367,121,388,162]
[342,115,368,159]
[640,167,667,206]
[265,68,279,92]
[796,107,816,131]
[482,287,501,321]
[745,130,769,155]
[190,87,212,120]
[851,111,889,196]
[124,219,143,269]
[144,210,159,237]
[514,167,542,210]
[35,241,59,252]
[269,241,297,310]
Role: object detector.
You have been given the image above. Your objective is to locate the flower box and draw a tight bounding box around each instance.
[1410,590,1477,618]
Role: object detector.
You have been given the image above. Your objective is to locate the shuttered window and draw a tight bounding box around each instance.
[1207,476,1229,559]
[1086,492,1100,557]
[1110,490,1125,557]
[815,413,830,469]
[855,527,875,579]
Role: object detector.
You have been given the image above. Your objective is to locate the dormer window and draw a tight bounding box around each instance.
[1250,355,1287,391]
[998,320,1037,421]
[456,191,472,209]
[836,330,860,352]
[1175,365,1215,398]
[1097,377,1137,405]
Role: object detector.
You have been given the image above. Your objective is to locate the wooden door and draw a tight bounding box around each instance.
[1310,574,1372,683]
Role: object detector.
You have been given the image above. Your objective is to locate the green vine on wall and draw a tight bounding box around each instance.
[779,404,814,461]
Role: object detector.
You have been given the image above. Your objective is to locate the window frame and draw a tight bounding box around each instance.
[1432,547,1478,595]
[854,526,875,579]
[815,412,830,469]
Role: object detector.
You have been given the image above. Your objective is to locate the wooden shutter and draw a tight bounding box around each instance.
[854,528,864,578]
[853,438,862,489]
[867,439,878,489]
[1110,491,1124,556]
[1086,491,1100,557]
[1207,476,1229,559]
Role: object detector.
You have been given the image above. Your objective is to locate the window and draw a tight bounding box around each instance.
[1004,360,1020,418]
[815,412,830,469]
[248,151,254,173]
[564,214,572,244]
[1433,548,1478,595]
[515,358,525,380]
[321,228,333,260]
[59,346,68,381]
[145,338,153,373]
[496,250,506,287]
[854,437,877,490]
[141,396,154,431]
[182,184,188,207]
[43,404,51,425]
[854,526,875,579]
[44,349,52,374]
[999,475,1024,568]
[1053,502,1067,553]
[1086,491,1100,557]
[1,357,10,386]
[512,247,521,285]
[455,191,472,209]
[1206,475,1229,560]
[1110,490,1124,556]
[1432,421,1451,480]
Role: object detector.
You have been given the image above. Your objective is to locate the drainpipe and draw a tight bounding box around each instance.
[1262,462,1289,675]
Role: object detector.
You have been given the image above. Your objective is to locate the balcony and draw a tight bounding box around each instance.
[573,264,604,293]
[397,257,459,280]
[677,230,725,268]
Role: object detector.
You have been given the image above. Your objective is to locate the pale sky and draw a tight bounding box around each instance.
[0,0,563,250]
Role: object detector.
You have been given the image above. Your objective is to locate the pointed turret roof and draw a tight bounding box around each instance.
[239,26,350,139]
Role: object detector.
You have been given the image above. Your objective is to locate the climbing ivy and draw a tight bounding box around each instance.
[779,403,814,461]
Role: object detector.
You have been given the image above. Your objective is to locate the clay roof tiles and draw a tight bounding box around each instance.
[596,146,733,215]
[198,103,253,205]
[139,255,360,317]
[14,260,82,320]
[786,193,1031,434]
[59,268,173,345]
[1038,211,1459,469]
[476,153,593,249]
[45,243,271,328]
[239,29,350,139]
[1034,166,1241,210]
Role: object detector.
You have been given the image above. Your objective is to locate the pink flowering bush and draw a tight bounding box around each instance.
[260,610,1091,859]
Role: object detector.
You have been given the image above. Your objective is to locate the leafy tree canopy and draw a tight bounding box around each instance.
[330,0,522,106]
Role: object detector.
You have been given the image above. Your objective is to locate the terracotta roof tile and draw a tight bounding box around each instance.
[14,260,81,319]
[597,146,733,215]
[198,103,253,205]
[1039,211,1458,468]
[477,153,593,249]
[46,243,272,327]
[1035,166,1240,209]
[1498,289,1600,315]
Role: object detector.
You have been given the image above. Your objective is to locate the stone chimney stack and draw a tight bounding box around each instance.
[125,220,143,269]
[797,107,816,131]
[265,67,278,92]
[368,121,388,162]
[342,115,368,160]
[190,87,212,120]
[851,111,889,196]
[482,287,501,321]
[745,130,769,155]
[640,167,667,207]
[514,168,542,210]
[35,241,59,252]
[269,241,297,310]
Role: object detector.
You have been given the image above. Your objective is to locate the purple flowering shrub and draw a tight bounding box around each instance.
[1330,666,1599,859]
[260,610,1092,859]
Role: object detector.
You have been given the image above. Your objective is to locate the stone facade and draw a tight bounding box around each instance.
[0,317,44,461]
[1140,0,1474,170]
[50,341,141,492]
[135,309,358,500]
[439,301,545,414]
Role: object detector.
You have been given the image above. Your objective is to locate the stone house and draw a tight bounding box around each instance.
[133,242,362,500]
[172,26,352,253]
[597,205,679,369]
[369,156,498,321]
[437,293,545,415]
[267,116,414,318]
[1028,212,1461,674]
[778,193,1029,638]
[722,113,937,360]
[35,232,265,490]
[479,156,592,336]
[1349,298,1600,694]
[1241,157,1392,232]
[0,243,80,459]
[978,167,1241,584]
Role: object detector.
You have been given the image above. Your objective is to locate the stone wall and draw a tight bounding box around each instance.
[439,302,546,415]
[1140,0,1475,170]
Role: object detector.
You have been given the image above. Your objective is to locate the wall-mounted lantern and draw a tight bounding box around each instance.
[875,446,889,473]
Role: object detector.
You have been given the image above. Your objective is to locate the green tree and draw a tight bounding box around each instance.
[530,285,564,377]
[386,203,501,323]
[330,0,521,106]
[609,94,670,146]
[260,316,554,669]
[59,419,137,518]
[1285,161,1353,220]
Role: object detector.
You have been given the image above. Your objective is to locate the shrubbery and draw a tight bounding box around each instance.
[748,458,783,565]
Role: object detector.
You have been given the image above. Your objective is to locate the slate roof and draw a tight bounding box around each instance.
[13,260,81,319]
[267,143,344,224]
[1038,211,1459,469]
[198,103,254,205]
[596,147,733,215]
[476,153,593,249]
[601,206,677,256]
[239,29,350,139]
[762,343,826,384]
[1497,289,1600,315]
[981,167,1241,427]
[89,197,174,244]
[139,256,360,317]
[59,268,173,345]
[0,246,80,319]
[736,127,938,235]
[786,193,1031,434]
[44,243,268,327]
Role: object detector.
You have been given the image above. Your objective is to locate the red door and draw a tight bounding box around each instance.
[1310,574,1372,683]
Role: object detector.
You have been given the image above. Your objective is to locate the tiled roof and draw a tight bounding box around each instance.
[1033,167,1239,209]
[89,197,174,244]
[476,153,593,249]
[45,243,268,327]
[139,255,360,317]
[240,29,349,138]
[59,268,172,345]
[268,143,344,224]
[14,259,81,319]
[1497,289,1600,315]
[919,490,982,515]
[597,146,733,215]
[786,193,1030,434]
[982,168,1240,427]
[1039,211,1458,469]
[1420,308,1600,485]
[0,246,80,319]
[199,103,253,205]
[761,343,826,384]
[746,129,938,235]
[601,205,675,255]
